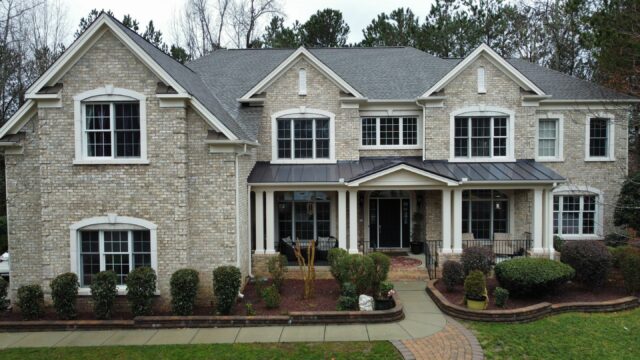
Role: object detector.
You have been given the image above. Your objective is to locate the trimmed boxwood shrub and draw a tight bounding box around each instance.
[261,284,281,309]
[213,265,241,315]
[495,258,574,297]
[50,272,79,319]
[0,277,9,312]
[463,271,486,301]
[126,267,157,317]
[561,240,612,289]
[461,246,493,275]
[334,254,375,295]
[494,287,509,308]
[442,260,465,292]
[336,282,358,311]
[170,269,199,316]
[367,252,391,297]
[619,249,640,294]
[267,255,287,292]
[90,271,118,320]
[17,284,44,320]
[328,248,348,282]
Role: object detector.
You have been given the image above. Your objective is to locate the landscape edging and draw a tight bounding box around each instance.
[426,279,640,323]
[0,294,403,331]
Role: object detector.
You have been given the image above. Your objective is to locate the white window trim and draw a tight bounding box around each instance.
[69,214,158,295]
[359,114,422,150]
[271,107,336,164]
[449,106,515,162]
[73,86,148,165]
[552,185,604,240]
[585,113,615,162]
[535,114,564,162]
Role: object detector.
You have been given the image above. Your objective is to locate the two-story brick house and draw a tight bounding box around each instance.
[0,14,636,303]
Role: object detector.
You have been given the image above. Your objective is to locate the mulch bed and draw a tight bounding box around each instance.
[436,277,630,310]
[234,279,340,315]
[390,256,423,269]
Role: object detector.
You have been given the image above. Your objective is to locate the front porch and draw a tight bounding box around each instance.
[248,158,563,274]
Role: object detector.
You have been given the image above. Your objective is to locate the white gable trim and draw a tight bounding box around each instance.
[239,47,365,101]
[420,44,545,98]
[347,164,459,187]
[0,100,37,139]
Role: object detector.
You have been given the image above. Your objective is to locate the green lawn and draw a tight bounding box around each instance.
[0,341,401,360]
[468,308,640,359]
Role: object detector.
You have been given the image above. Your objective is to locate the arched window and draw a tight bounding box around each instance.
[69,215,157,291]
[73,86,148,165]
[271,108,335,163]
[450,106,515,162]
[553,186,603,238]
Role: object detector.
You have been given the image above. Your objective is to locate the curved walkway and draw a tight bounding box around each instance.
[0,281,482,359]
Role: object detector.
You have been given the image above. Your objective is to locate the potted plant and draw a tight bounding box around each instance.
[410,212,425,254]
[464,270,488,310]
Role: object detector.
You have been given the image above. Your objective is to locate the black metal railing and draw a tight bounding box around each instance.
[279,237,338,265]
[462,239,532,264]
[425,240,442,280]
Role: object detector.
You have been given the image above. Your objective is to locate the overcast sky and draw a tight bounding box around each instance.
[63,0,435,46]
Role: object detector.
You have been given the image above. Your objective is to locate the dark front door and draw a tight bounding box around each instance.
[379,199,401,247]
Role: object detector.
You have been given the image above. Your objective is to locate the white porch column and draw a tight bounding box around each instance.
[255,190,265,254]
[338,190,347,250]
[265,190,276,254]
[441,189,452,254]
[452,189,463,253]
[348,190,359,254]
[532,188,544,254]
[544,189,555,259]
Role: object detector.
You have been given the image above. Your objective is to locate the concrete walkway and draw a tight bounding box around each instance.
[0,281,482,359]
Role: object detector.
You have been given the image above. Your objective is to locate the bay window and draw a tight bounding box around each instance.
[361,117,419,147]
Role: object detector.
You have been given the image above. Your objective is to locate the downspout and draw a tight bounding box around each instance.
[416,99,427,161]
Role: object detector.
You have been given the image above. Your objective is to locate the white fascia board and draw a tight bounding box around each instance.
[239,47,365,101]
[420,44,545,98]
[189,99,239,141]
[26,14,187,97]
[540,99,640,104]
[346,164,459,187]
[0,100,37,138]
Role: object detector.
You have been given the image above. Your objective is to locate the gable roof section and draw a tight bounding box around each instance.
[1,13,247,141]
[420,44,546,98]
[239,47,365,101]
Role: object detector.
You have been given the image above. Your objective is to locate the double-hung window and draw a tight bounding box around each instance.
[454,116,508,158]
[277,118,330,160]
[360,117,419,147]
[84,102,141,159]
[553,195,597,236]
[587,117,614,160]
[538,118,559,158]
[79,229,151,286]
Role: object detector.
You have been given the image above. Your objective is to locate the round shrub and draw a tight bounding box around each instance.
[50,272,79,319]
[367,252,391,297]
[495,258,574,297]
[17,284,44,320]
[91,271,117,319]
[619,249,640,294]
[561,240,612,289]
[261,284,281,309]
[335,254,375,295]
[463,271,486,300]
[328,248,348,282]
[494,287,509,308]
[213,265,241,315]
[0,277,9,312]
[170,269,199,316]
[126,267,157,317]
[461,246,493,275]
[553,236,564,252]
[267,255,287,292]
[442,260,465,292]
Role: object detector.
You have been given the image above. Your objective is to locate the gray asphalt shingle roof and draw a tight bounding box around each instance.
[248,157,565,184]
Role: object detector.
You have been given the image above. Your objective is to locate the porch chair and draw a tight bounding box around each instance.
[462,233,475,248]
[492,233,515,257]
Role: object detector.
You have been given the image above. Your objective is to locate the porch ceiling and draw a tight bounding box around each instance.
[247,157,566,185]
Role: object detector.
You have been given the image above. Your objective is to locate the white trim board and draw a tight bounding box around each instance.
[420,44,545,98]
[239,47,365,101]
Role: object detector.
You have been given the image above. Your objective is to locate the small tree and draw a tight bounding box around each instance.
[615,171,640,230]
[293,241,316,300]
